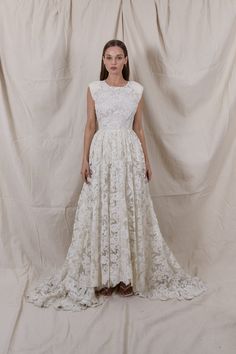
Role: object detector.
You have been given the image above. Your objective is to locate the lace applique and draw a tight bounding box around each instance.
[88,80,143,130]
[25,80,206,311]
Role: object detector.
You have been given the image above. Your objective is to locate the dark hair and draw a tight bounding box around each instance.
[100,39,130,81]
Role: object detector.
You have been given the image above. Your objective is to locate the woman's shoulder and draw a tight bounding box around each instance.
[129,80,143,92]
[129,80,143,88]
[88,80,101,89]
[129,80,144,98]
[88,81,102,100]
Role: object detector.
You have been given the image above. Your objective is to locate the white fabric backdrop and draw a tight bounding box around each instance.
[0,0,236,353]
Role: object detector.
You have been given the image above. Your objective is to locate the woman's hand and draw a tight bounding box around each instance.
[81,159,92,184]
[145,160,152,181]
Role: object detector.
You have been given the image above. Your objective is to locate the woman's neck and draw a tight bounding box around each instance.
[105,75,127,86]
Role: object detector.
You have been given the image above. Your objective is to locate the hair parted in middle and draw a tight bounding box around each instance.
[100,39,130,81]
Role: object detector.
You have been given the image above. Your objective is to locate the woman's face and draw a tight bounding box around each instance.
[103,46,127,76]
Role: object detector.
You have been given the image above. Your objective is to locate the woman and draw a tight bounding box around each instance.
[25,39,207,311]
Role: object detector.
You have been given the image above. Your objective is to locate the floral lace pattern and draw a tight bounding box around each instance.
[25,80,207,311]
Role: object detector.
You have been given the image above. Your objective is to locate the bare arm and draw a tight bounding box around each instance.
[133,94,149,163]
[82,87,97,162]
[132,94,152,181]
[80,87,97,183]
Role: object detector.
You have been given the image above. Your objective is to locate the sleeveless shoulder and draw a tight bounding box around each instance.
[88,81,101,100]
[129,80,144,102]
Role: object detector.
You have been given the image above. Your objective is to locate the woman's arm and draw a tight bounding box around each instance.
[80,87,97,183]
[132,94,152,181]
[82,87,97,162]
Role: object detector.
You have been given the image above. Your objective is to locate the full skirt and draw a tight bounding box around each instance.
[25,128,207,311]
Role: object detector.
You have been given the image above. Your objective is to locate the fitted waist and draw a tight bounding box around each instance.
[94,127,137,138]
[97,127,133,131]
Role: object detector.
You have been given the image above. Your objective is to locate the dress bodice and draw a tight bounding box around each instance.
[88,80,143,130]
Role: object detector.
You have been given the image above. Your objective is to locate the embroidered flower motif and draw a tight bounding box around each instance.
[25,81,206,311]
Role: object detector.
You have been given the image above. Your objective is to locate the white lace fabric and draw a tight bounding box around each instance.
[25,80,207,311]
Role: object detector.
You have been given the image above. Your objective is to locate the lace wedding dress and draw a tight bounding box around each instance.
[25,80,207,311]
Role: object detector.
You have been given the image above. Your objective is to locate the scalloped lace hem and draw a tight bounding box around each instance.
[25,272,207,312]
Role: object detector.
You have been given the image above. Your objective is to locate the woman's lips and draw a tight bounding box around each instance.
[111,67,117,70]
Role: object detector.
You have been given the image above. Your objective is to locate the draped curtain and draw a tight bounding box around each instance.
[0,1,235,353]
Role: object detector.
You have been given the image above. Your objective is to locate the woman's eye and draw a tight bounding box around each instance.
[106,57,123,60]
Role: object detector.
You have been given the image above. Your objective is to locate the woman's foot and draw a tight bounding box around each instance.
[95,286,115,296]
[116,282,134,297]
[95,282,134,297]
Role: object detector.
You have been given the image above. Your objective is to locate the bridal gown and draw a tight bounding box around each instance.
[25,79,207,311]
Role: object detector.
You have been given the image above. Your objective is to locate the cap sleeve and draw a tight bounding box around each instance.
[132,81,144,103]
[88,81,100,101]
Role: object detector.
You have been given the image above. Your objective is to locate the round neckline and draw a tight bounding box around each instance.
[103,80,129,88]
